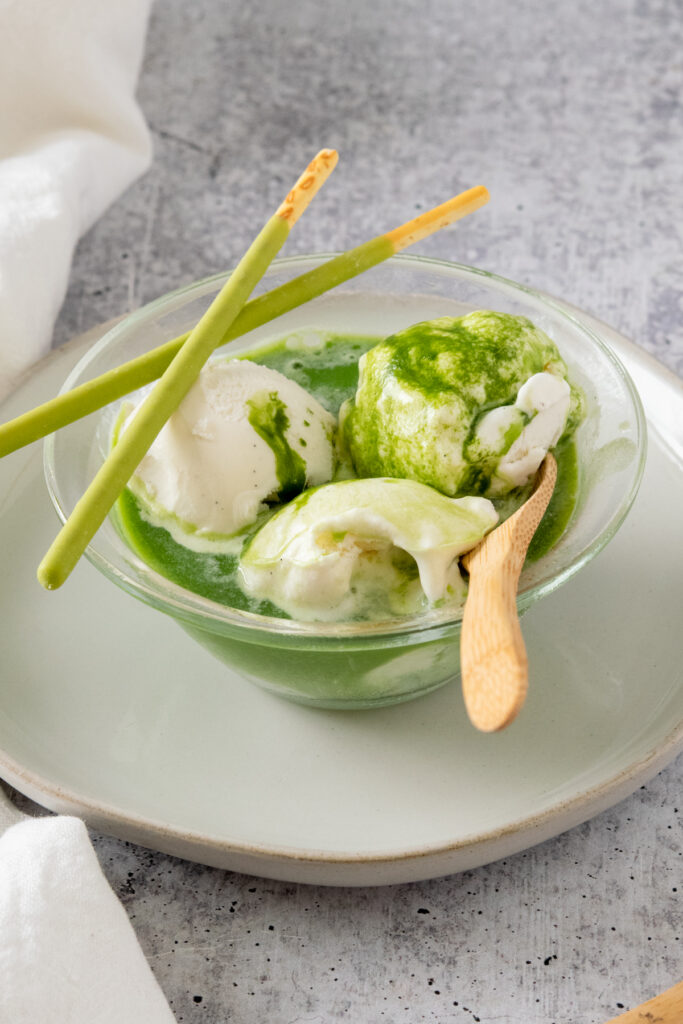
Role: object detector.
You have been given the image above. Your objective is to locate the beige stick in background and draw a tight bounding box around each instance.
[603,978,683,1023]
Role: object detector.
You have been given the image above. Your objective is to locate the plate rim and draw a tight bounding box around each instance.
[1,700,682,868]
[1,300,681,880]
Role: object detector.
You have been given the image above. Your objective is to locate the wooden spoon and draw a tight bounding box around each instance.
[603,979,683,1023]
[460,453,557,732]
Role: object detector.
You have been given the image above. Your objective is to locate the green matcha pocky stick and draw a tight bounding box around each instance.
[37,149,339,590]
[0,186,489,458]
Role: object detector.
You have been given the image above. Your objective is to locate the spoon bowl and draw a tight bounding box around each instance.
[461,454,557,732]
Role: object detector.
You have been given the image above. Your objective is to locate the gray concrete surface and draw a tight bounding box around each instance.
[41,0,683,1020]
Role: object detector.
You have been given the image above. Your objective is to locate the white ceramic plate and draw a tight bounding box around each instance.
[0,308,681,886]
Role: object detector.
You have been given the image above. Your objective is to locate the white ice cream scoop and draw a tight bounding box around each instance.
[477,371,571,493]
[239,477,498,621]
[124,359,336,538]
[342,312,582,499]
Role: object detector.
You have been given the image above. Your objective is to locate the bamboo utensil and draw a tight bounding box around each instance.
[460,453,557,732]
[0,186,489,458]
[37,149,338,590]
[604,979,683,1023]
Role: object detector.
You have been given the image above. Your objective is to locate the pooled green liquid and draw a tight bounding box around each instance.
[527,437,579,560]
[115,331,579,617]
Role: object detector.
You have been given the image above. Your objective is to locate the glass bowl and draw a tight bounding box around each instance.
[44,254,646,709]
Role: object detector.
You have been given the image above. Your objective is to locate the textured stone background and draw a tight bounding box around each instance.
[54,0,683,379]
[44,0,683,1021]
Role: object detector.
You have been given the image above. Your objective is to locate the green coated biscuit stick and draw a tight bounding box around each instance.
[0,186,489,459]
[37,149,339,590]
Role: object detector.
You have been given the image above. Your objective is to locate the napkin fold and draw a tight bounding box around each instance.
[0,0,153,398]
[0,788,176,1023]
[0,2,179,1018]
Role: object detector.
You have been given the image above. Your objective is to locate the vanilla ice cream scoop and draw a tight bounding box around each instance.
[124,359,336,538]
[468,371,571,494]
[239,477,498,621]
[341,311,583,499]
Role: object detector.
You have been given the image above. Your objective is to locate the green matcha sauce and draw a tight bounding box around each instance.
[246,390,307,502]
[114,330,579,618]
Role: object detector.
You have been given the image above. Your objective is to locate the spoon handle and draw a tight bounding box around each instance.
[460,454,557,732]
[603,979,683,1023]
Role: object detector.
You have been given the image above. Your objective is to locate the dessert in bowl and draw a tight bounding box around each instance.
[44,255,646,709]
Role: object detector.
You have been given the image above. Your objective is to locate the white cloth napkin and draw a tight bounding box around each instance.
[0,3,179,1019]
[0,788,176,1023]
[0,0,153,398]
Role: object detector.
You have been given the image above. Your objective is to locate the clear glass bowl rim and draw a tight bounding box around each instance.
[44,252,647,649]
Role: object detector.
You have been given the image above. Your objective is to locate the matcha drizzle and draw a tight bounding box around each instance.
[246,390,307,501]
